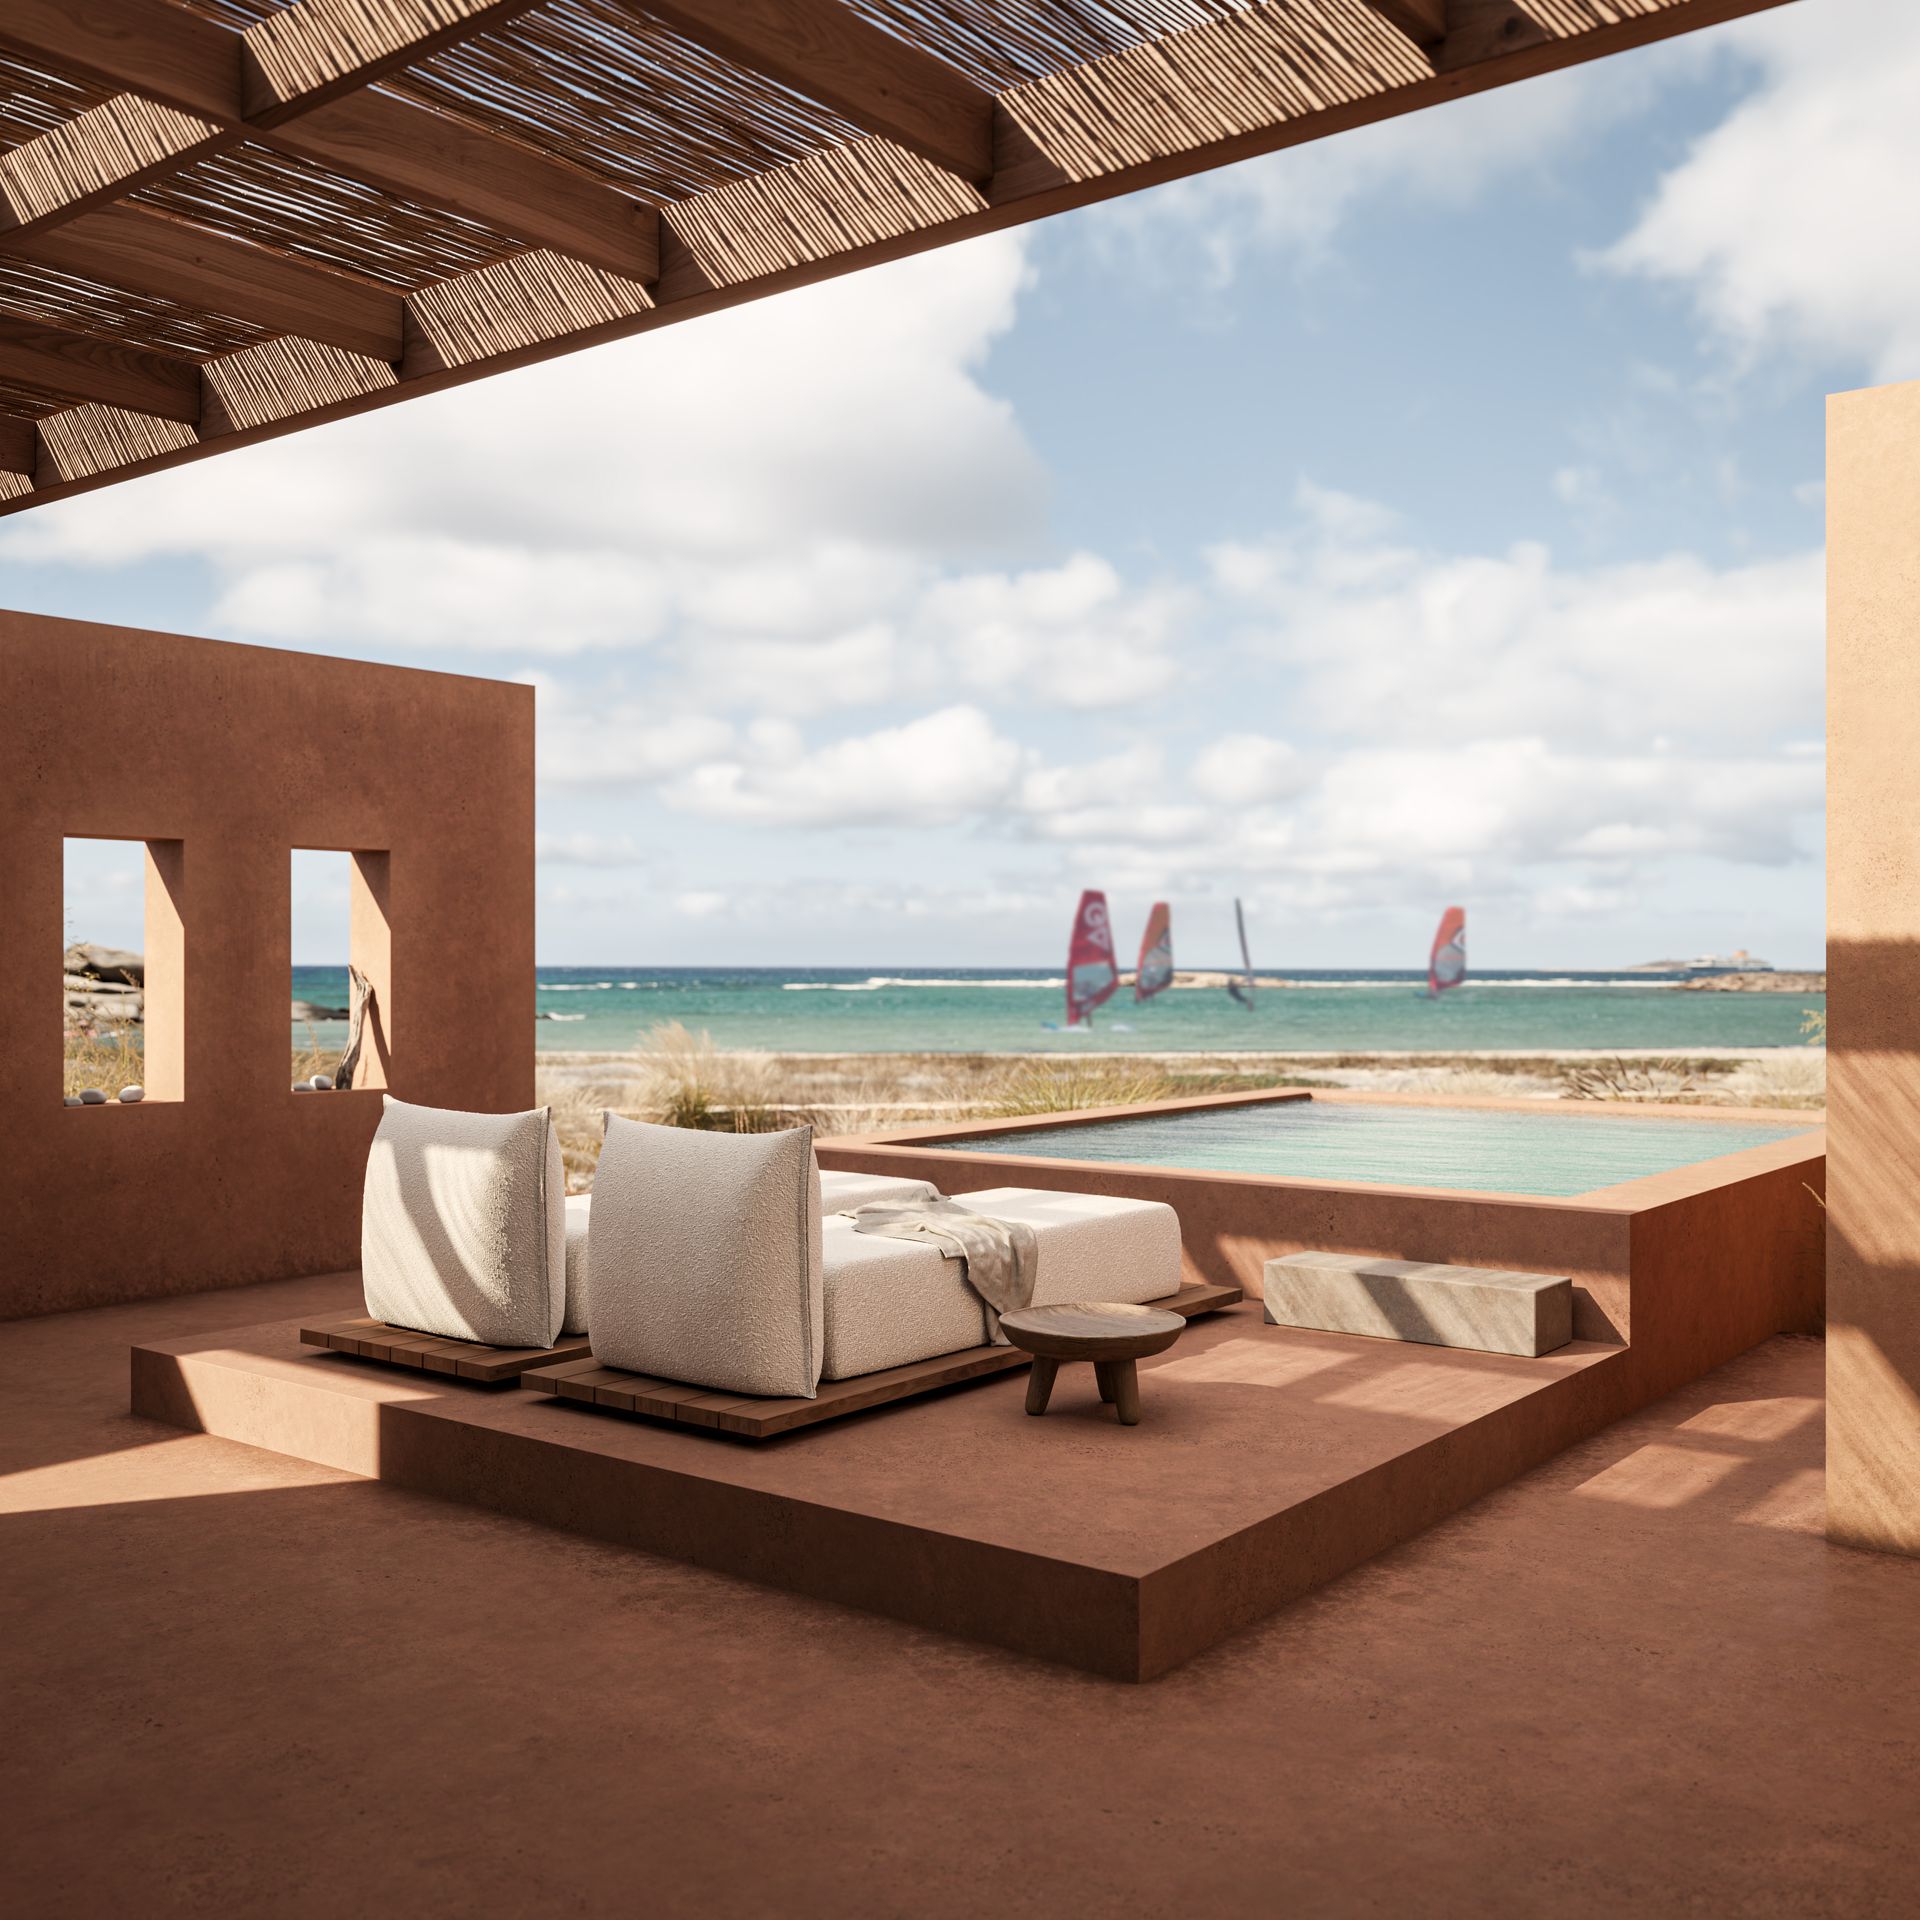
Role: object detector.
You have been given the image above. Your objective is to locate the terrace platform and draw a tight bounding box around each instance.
[8,1272,1917,1914]
[134,1284,1625,1679]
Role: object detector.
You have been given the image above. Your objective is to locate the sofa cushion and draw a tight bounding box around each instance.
[362,1096,565,1349]
[818,1168,941,1214]
[561,1193,592,1335]
[556,1170,931,1334]
[820,1186,1181,1381]
[589,1116,824,1397]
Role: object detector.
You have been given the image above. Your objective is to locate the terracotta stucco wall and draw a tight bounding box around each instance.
[0,609,533,1318]
[1828,380,1920,1553]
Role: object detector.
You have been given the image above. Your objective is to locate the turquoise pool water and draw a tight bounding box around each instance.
[932,1101,1816,1198]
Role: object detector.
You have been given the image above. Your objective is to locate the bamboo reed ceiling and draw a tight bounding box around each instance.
[0,0,1793,512]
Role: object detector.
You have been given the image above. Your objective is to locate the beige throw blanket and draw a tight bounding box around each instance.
[850,1198,1038,1340]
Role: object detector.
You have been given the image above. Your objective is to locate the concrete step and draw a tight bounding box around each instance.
[1263,1252,1573,1358]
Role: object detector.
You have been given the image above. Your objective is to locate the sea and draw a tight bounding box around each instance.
[289,966,1825,1056]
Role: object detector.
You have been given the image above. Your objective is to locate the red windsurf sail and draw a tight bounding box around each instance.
[1065,889,1119,1027]
[1428,906,1467,996]
[1134,902,1174,1002]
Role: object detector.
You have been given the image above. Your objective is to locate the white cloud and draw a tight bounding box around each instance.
[534,830,656,868]
[1191,734,1307,806]
[1027,477,1823,917]
[1,234,1046,657]
[913,553,1185,710]
[217,537,671,654]
[1210,492,1823,751]
[667,704,1025,827]
[1595,0,1920,381]
[1018,742,1163,816]
[530,678,734,788]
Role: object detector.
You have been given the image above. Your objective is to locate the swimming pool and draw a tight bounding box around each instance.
[820,1091,1825,1355]
[930,1099,1815,1199]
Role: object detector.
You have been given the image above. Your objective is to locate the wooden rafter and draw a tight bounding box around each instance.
[0,0,660,280]
[241,1,551,125]
[0,1,240,125]
[270,93,659,282]
[0,0,1800,509]
[0,316,199,420]
[12,205,406,363]
[0,416,34,475]
[621,1,996,182]
[1367,0,1452,43]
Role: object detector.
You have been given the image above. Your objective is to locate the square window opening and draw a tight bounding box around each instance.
[291,847,390,1095]
[63,836,184,1106]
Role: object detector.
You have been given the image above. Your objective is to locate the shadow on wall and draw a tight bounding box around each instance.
[1826,938,1920,1555]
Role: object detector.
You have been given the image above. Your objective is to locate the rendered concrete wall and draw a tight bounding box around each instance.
[1828,380,1920,1554]
[0,608,534,1318]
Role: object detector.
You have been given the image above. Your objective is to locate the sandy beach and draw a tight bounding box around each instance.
[529,1041,1825,1184]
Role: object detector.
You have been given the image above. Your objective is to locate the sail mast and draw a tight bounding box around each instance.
[1227,897,1255,1009]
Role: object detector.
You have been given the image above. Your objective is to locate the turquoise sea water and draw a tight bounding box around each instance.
[288,966,1823,1055]
[933,1100,1814,1198]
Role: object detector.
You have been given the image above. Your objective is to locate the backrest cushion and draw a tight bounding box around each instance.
[362,1096,565,1349]
[589,1116,824,1398]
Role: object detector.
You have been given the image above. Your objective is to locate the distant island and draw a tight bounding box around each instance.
[1676,971,1825,994]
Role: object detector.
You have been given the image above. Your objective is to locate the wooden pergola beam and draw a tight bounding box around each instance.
[0,0,1800,516]
[626,0,996,182]
[1367,0,1451,44]
[0,0,240,124]
[241,1,548,125]
[0,0,552,128]
[0,417,35,476]
[271,94,661,283]
[0,0,659,281]
[0,317,200,422]
[13,205,407,363]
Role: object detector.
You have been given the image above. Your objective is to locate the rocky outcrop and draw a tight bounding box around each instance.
[64,943,143,986]
[291,1001,351,1022]
[1679,971,1826,993]
[63,944,145,1027]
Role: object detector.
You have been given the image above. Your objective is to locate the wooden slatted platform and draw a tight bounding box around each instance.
[300,1314,591,1385]
[521,1280,1242,1438]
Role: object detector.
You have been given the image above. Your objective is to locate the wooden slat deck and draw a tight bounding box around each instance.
[521,1280,1242,1438]
[300,1313,591,1385]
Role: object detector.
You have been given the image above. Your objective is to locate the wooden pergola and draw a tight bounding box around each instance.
[0,0,1789,516]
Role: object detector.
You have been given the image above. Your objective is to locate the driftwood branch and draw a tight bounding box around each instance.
[334,965,374,1089]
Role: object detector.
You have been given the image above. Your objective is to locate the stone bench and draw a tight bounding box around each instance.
[1263,1253,1573,1358]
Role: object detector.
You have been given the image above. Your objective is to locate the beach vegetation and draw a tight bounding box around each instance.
[1560,1057,1703,1102]
[982,1060,1179,1116]
[637,1023,784,1134]
[62,1016,145,1101]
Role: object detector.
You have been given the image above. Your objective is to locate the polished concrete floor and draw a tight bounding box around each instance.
[5,1273,1918,1917]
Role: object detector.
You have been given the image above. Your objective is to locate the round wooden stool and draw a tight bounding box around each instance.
[998,1302,1187,1426]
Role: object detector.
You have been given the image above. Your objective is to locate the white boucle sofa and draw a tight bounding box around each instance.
[564,1168,1182,1385]
[560,1167,945,1336]
[365,1097,1187,1402]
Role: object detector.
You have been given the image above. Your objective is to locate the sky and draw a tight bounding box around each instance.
[27,0,1910,971]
